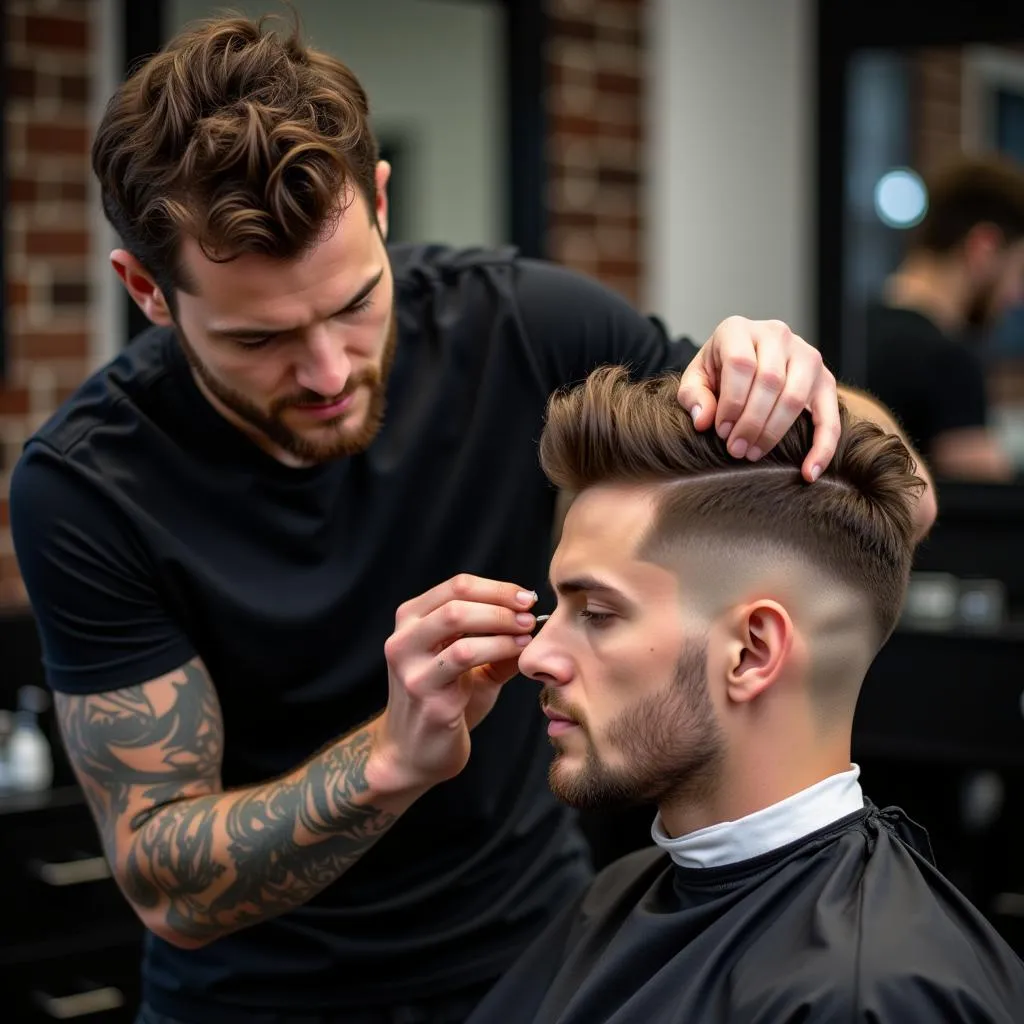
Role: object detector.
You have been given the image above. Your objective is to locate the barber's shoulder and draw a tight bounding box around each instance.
[20,324,175,458]
[388,242,623,316]
[388,242,519,289]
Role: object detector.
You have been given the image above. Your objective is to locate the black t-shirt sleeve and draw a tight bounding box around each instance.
[926,341,989,437]
[9,443,196,694]
[512,259,698,390]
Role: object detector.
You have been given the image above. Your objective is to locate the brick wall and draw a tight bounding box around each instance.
[2,0,95,607]
[910,49,965,178]
[546,0,644,307]
[0,0,649,609]
[911,45,1024,177]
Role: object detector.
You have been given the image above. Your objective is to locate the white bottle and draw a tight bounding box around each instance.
[9,685,53,792]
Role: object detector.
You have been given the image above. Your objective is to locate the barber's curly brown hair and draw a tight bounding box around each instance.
[91,10,379,310]
[540,367,926,645]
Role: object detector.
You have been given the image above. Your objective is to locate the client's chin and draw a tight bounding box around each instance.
[548,760,642,812]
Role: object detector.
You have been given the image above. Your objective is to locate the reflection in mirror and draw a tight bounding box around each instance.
[842,44,1024,482]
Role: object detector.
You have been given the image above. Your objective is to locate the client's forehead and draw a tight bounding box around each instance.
[552,485,679,600]
[563,484,657,549]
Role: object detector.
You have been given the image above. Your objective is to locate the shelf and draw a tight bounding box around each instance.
[0,785,84,818]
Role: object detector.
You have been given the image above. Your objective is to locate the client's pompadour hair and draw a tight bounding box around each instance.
[539,367,925,644]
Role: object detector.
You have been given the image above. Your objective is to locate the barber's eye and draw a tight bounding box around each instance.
[340,295,374,317]
[579,609,614,627]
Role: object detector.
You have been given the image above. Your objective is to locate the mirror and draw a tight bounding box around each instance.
[841,44,1024,475]
[816,4,1024,484]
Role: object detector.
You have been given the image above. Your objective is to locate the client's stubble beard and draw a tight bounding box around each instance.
[177,311,398,464]
[542,640,725,811]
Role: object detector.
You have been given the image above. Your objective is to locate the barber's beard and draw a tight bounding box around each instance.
[543,641,725,811]
[964,279,999,332]
[177,314,398,464]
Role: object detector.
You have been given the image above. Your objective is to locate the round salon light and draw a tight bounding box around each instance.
[874,168,928,229]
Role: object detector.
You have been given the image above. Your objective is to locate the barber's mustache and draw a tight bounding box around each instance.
[273,367,380,411]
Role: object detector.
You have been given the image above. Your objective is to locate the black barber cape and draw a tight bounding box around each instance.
[467,806,1024,1023]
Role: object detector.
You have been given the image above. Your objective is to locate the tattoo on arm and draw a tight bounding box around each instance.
[55,664,222,854]
[56,662,398,944]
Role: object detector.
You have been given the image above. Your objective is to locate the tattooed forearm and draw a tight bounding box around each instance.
[55,660,400,947]
[123,729,395,942]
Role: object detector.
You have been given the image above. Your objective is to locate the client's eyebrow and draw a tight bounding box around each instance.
[208,269,384,340]
[554,575,629,600]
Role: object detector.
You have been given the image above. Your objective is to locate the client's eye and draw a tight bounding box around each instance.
[579,609,614,627]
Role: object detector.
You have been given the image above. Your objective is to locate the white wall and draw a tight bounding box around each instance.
[168,0,505,248]
[89,0,123,367]
[645,0,813,344]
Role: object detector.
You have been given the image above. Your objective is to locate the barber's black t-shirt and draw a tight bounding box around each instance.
[10,245,695,1021]
[863,302,989,457]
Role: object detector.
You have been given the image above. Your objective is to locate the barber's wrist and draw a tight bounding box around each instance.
[362,713,437,806]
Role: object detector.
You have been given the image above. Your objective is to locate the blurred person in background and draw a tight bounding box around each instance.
[865,154,1024,480]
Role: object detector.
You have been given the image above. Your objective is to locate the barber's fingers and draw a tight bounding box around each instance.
[676,346,721,433]
[413,600,535,654]
[385,631,530,702]
[801,367,842,482]
[741,343,820,463]
[719,340,788,458]
[378,631,528,787]
[677,318,759,437]
[385,608,532,686]
[394,573,536,628]
[428,632,533,687]
[464,656,523,730]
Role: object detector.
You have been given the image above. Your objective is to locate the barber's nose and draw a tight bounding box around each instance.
[518,622,573,686]
[296,327,350,397]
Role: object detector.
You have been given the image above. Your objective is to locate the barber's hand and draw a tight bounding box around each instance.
[678,316,840,482]
[375,574,536,790]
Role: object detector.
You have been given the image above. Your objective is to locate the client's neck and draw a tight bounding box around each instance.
[657,738,853,840]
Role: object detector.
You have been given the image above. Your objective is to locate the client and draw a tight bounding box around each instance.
[468,366,1024,1023]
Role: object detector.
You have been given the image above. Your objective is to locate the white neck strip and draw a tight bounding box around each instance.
[652,765,865,869]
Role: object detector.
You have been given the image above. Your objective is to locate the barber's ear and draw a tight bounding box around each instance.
[724,601,792,704]
[964,223,1004,268]
[374,160,392,241]
[111,249,174,326]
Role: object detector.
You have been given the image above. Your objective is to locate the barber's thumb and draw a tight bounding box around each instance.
[677,375,717,431]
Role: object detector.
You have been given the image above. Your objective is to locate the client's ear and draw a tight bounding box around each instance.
[723,601,792,704]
